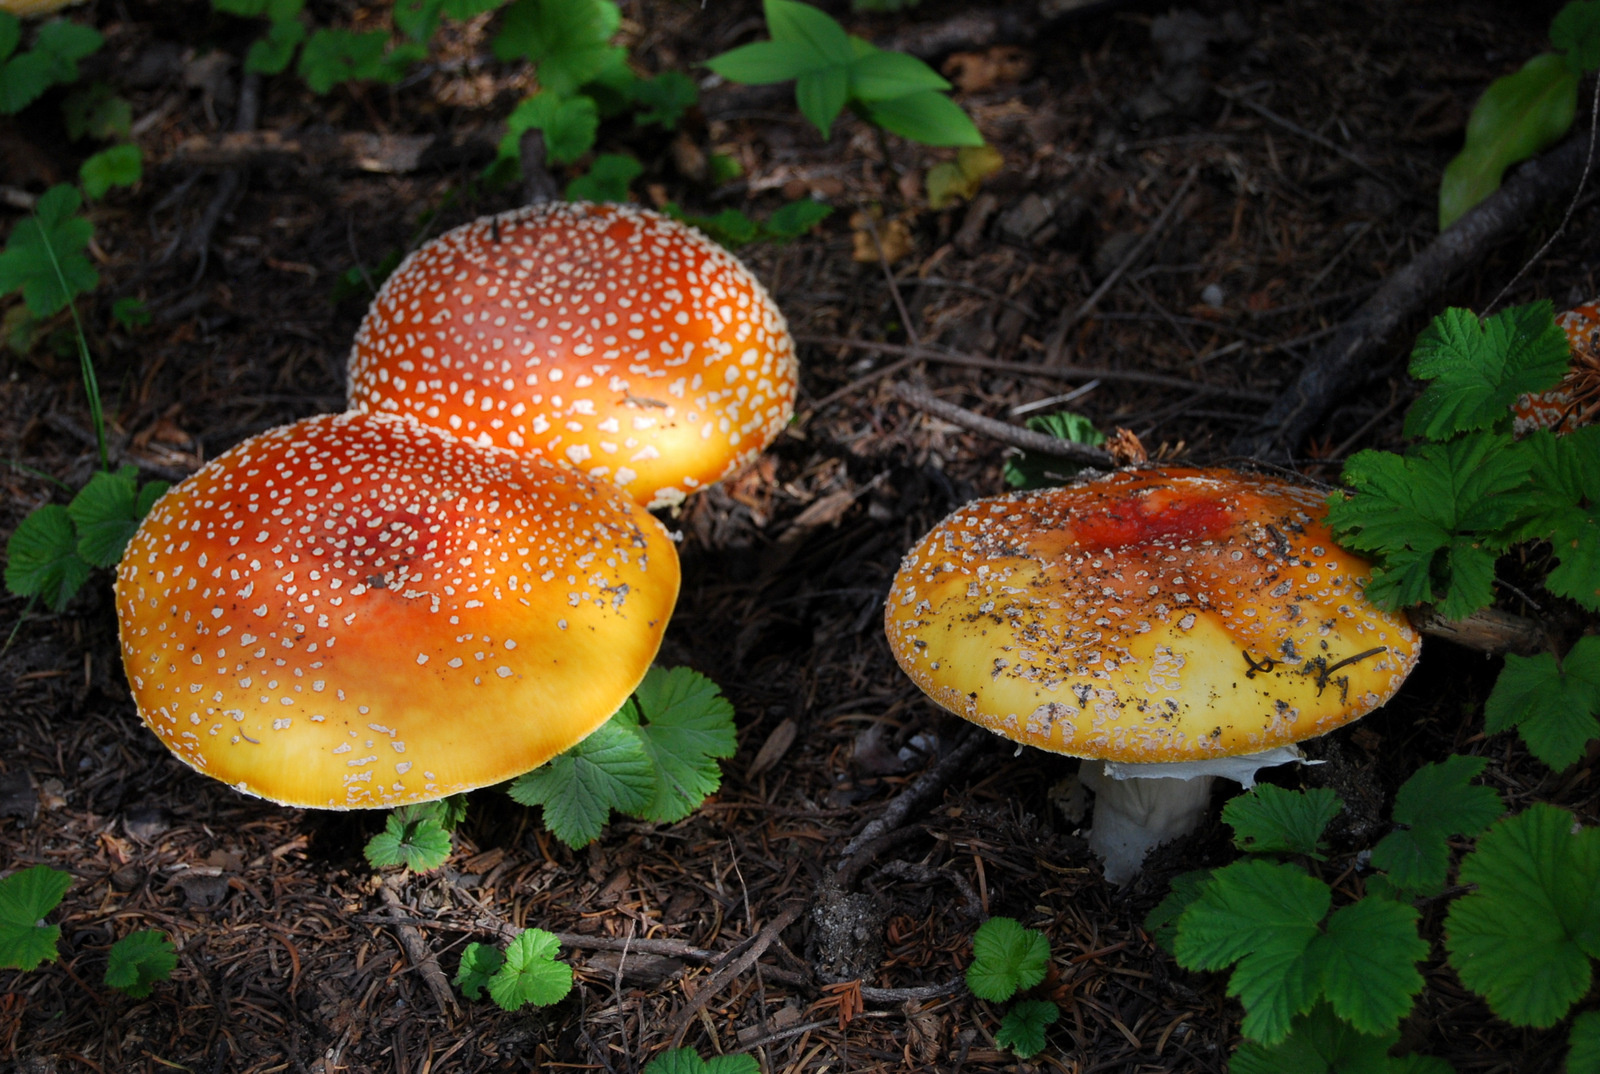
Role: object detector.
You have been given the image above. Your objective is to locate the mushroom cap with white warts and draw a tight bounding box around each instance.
[884,467,1419,763]
[347,202,798,509]
[115,411,680,809]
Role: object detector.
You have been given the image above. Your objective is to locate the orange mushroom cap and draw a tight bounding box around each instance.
[115,411,680,809]
[1513,299,1600,435]
[885,467,1419,764]
[348,202,798,509]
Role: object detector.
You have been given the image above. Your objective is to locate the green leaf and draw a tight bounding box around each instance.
[1223,785,1343,859]
[104,930,177,998]
[67,466,160,568]
[763,198,832,239]
[857,89,984,147]
[1311,897,1427,1036]
[492,0,622,97]
[0,183,98,317]
[631,70,697,128]
[1484,639,1600,770]
[507,719,654,847]
[627,665,739,824]
[1440,53,1578,229]
[847,46,950,100]
[1144,869,1213,955]
[487,928,572,1010]
[1002,411,1107,490]
[455,941,503,1000]
[1230,1002,1407,1074]
[1444,804,1600,1027]
[1553,1,1600,74]
[1174,859,1329,1044]
[0,50,53,114]
[5,504,92,610]
[0,864,72,971]
[297,28,395,93]
[245,16,306,76]
[564,153,642,203]
[61,82,132,140]
[1570,1010,1600,1074]
[363,804,454,871]
[1517,426,1600,609]
[1405,303,1570,440]
[112,297,150,330]
[80,143,142,200]
[764,0,853,64]
[0,12,17,62]
[702,1057,761,1074]
[995,998,1059,1058]
[1370,755,1504,896]
[704,39,825,85]
[664,204,761,248]
[641,1049,760,1074]
[499,91,599,166]
[795,64,849,137]
[30,20,102,82]
[966,916,1050,1002]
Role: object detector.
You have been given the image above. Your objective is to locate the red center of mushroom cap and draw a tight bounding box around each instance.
[884,467,1420,764]
[347,201,798,509]
[115,411,680,809]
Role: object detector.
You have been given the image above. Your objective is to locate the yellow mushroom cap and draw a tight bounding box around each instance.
[347,202,798,509]
[884,467,1419,764]
[115,411,680,809]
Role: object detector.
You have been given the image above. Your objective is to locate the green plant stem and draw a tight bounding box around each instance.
[39,234,107,470]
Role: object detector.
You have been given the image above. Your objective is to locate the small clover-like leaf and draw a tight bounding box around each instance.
[104,930,177,998]
[1484,639,1600,771]
[487,928,572,1010]
[631,70,697,128]
[628,665,738,824]
[763,199,833,240]
[455,941,504,1001]
[492,0,622,97]
[1444,804,1600,1027]
[363,805,454,872]
[966,916,1050,1002]
[499,91,599,166]
[508,719,654,847]
[995,998,1059,1058]
[1371,755,1504,896]
[1223,785,1343,859]
[0,864,73,971]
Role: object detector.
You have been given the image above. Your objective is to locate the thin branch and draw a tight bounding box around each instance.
[888,381,1117,465]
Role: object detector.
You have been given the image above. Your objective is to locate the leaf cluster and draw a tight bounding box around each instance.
[1326,301,1600,769]
[0,184,96,317]
[6,464,169,612]
[664,199,834,249]
[705,0,982,147]
[1439,1,1600,228]
[965,917,1059,1058]
[0,13,101,115]
[507,666,738,848]
[362,795,468,873]
[454,928,572,1010]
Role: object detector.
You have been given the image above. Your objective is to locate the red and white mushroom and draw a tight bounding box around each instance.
[347,202,798,509]
[115,411,680,809]
[1513,298,1600,435]
[885,467,1420,882]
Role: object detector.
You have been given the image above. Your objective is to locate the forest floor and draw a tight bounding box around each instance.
[2,0,1597,1072]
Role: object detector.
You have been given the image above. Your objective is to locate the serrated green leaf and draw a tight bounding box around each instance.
[564,153,641,203]
[455,941,503,1000]
[61,82,132,140]
[80,144,141,200]
[0,865,72,971]
[664,204,761,248]
[1484,640,1600,770]
[0,183,98,316]
[642,1049,760,1074]
[995,998,1058,1058]
[1553,1,1600,74]
[0,12,17,62]
[492,0,621,97]
[488,928,572,1010]
[858,89,984,146]
[31,20,102,81]
[847,46,950,100]
[1002,411,1107,490]
[763,198,832,239]
[499,91,599,166]
[631,70,697,128]
[1444,804,1600,1027]
[1144,868,1212,955]
[297,28,395,93]
[508,719,654,847]
[104,930,177,998]
[1371,755,1503,895]
[1405,303,1570,439]
[1174,859,1329,1044]
[1570,1010,1600,1074]
[1230,1002,1405,1074]
[66,466,147,568]
[702,1057,760,1074]
[0,50,53,114]
[363,805,454,872]
[966,916,1050,1001]
[628,665,738,824]
[795,64,849,137]
[244,16,306,75]
[1441,54,1578,230]
[5,503,91,610]
[1224,785,1343,859]
[1311,897,1427,1036]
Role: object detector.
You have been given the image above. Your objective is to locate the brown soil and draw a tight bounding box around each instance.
[2,1,1597,1072]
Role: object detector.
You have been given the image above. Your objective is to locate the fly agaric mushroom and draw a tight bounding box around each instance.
[884,467,1420,883]
[347,201,798,509]
[115,410,679,809]
[1513,298,1600,435]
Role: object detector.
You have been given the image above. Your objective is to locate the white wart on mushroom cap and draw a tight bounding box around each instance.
[115,411,680,809]
[347,202,798,509]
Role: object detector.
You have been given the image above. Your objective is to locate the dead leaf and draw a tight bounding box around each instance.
[942,46,1035,93]
[850,212,914,264]
[747,717,798,779]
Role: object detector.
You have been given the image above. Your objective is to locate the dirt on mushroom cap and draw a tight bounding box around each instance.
[114,411,680,809]
[884,467,1420,764]
[347,201,797,509]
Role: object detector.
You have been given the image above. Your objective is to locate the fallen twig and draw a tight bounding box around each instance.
[378,879,460,1017]
[888,381,1117,465]
[665,903,807,1047]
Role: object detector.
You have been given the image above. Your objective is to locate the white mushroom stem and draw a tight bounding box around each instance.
[1080,746,1311,885]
